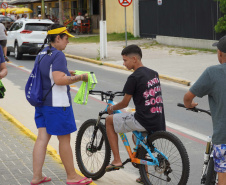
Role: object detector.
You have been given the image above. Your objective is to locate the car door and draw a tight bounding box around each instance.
[7,22,22,49]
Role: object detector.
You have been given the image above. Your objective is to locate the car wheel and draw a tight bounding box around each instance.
[14,43,23,60]
[7,51,10,56]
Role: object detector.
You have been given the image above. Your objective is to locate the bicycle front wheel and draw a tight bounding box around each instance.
[138,131,190,185]
[75,119,111,180]
[205,157,217,185]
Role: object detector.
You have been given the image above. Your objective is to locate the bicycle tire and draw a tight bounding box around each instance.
[75,119,111,180]
[205,157,217,185]
[138,131,190,185]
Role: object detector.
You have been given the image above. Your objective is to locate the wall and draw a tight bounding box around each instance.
[139,0,219,40]
[105,1,134,34]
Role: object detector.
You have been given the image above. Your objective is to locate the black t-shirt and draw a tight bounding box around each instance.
[123,67,166,133]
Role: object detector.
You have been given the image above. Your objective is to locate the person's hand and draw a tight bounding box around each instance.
[81,73,88,82]
[187,101,198,108]
[69,70,75,76]
[107,104,114,115]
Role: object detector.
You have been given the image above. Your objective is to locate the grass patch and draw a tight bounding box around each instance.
[69,32,140,43]
[139,41,217,54]
[176,51,197,55]
[179,46,217,54]
[139,41,159,49]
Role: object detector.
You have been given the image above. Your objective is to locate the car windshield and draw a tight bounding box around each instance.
[25,23,52,31]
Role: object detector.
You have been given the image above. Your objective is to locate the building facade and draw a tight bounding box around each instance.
[3,0,102,32]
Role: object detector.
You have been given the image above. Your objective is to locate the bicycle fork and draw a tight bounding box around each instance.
[88,114,105,152]
[201,136,212,184]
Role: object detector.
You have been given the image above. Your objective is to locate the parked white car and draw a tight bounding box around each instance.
[7,18,53,60]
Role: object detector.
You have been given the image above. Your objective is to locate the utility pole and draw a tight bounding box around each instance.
[59,0,63,25]
[99,0,107,59]
[101,0,103,20]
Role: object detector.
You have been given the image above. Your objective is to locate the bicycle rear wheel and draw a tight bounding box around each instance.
[205,157,217,185]
[75,119,111,180]
[138,131,190,185]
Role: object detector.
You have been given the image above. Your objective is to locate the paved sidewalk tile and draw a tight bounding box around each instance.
[0,114,67,185]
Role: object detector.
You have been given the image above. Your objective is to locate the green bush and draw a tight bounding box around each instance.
[215,0,226,33]
[215,15,226,33]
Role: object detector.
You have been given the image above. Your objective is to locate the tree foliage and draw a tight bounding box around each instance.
[215,0,226,32]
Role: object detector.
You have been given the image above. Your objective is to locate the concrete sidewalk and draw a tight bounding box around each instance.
[64,38,218,86]
[0,112,67,185]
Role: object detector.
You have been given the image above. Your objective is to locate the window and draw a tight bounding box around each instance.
[10,23,21,31]
[93,0,99,15]
[25,23,52,31]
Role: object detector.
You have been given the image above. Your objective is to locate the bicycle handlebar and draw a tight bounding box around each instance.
[89,90,125,102]
[177,103,211,116]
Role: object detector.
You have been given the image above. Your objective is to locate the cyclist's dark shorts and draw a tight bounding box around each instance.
[0,40,7,47]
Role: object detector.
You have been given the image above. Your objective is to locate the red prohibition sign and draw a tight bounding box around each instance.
[1,2,8,9]
[118,0,132,7]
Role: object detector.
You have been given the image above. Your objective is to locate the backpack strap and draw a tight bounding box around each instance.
[37,50,56,101]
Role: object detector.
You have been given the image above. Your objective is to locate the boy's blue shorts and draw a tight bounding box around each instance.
[35,106,77,136]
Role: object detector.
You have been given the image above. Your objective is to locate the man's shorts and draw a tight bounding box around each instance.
[213,144,226,173]
[35,106,77,136]
[0,40,7,47]
[113,112,146,133]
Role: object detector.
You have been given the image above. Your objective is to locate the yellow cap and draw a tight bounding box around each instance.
[47,27,74,38]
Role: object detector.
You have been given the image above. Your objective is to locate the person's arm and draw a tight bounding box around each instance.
[107,93,132,114]
[183,91,198,108]
[4,29,7,36]
[0,63,7,79]
[52,71,88,85]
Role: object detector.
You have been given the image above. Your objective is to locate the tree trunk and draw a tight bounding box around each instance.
[41,0,45,19]
[59,0,63,25]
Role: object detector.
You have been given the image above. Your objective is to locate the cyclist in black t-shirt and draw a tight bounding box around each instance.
[105,45,166,183]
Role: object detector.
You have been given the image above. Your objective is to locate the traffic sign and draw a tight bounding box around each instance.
[118,0,132,7]
[1,2,8,9]
[157,0,162,5]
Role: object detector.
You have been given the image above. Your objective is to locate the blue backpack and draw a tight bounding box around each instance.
[25,52,54,107]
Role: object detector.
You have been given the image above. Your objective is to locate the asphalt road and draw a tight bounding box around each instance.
[3,54,213,185]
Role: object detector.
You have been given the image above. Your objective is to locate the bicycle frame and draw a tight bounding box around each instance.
[105,99,168,167]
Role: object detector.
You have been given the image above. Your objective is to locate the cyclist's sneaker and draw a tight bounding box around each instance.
[105,164,124,172]
[4,56,9,62]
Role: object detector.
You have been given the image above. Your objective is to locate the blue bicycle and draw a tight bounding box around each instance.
[75,91,190,184]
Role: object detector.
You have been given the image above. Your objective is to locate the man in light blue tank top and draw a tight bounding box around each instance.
[183,36,226,184]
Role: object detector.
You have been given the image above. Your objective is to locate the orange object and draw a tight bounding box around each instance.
[80,20,91,34]
[64,17,73,27]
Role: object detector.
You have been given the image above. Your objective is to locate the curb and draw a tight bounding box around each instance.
[64,53,191,86]
[0,107,96,185]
